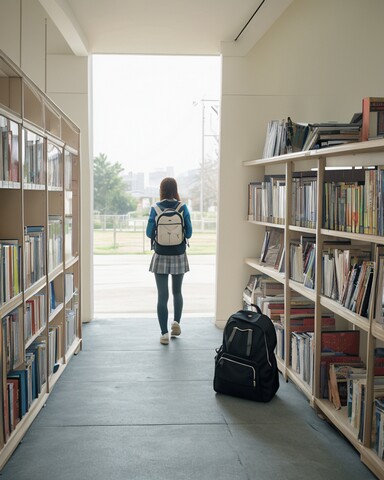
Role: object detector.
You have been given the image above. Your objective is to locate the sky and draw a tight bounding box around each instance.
[92,55,221,179]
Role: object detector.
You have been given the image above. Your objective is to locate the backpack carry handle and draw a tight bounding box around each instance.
[250,304,262,314]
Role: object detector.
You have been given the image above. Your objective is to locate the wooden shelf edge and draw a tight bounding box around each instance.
[244,138,384,167]
[49,302,64,322]
[0,294,23,317]
[0,388,48,470]
[244,258,285,283]
[314,398,362,452]
[25,324,47,348]
[25,277,47,300]
[286,367,313,401]
[320,228,384,245]
[361,448,384,480]
[65,256,79,269]
[372,322,384,342]
[319,296,370,331]
[65,337,82,363]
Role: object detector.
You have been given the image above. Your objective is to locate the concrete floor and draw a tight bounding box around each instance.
[0,317,376,480]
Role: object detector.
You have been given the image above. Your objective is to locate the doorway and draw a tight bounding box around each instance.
[91,55,221,317]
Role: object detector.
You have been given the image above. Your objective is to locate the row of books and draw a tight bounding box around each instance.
[259,231,379,321]
[374,393,384,459]
[49,325,62,375]
[327,356,384,453]
[275,313,336,362]
[2,308,23,373]
[262,115,361,159]
[248,175,286,224]
[2,228,76,310]
[47,142,62,189]
[48,216,63,272]
[323,167,384,235]
[0,241,21,305]
[0,122,74,189]
[291,331,314,387]
[25,293,46,342]
[66,308,77,349]
[24,226,45,289]
[24,131,44,186]
[322,245,374,319]
[375,252,384,327]
[65,216,74,260]
[243,274,284,307]
[260,229,285,272]
[0,118,19,184]
[248,173,317,228]
[248,166,384,235]
[289,236,316,289]
[64,150,73,192]
[291,173,317,228]
[5,339,47,440]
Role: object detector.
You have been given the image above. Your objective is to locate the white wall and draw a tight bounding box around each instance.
[216,0,384,324]
[0,0,93,322]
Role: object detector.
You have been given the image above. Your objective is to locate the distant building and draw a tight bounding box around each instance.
[148,166,174,188]
[123,171,145,193]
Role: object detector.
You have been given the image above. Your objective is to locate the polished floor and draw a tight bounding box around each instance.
[1,317,376,480]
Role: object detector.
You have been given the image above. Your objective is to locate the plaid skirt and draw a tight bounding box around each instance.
[149,253,190,275]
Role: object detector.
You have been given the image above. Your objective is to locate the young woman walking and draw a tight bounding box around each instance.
[146,177,193,344]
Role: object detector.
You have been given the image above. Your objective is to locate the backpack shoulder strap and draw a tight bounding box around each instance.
[175,202,184,212]
[153,204,163,217]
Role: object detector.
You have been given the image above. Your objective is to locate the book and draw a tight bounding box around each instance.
[261,229,284,268]
[321,330,360,356]
[361,97,384,141]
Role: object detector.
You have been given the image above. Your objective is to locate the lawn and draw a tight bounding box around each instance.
[93,230,216,255]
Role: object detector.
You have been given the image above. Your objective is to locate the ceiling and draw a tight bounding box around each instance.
[39,0,293,56]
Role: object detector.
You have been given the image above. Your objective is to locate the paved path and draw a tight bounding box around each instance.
[93,254,216,316]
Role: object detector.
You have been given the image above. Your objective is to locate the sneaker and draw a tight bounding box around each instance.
[160,333,169,345]
[171,321,181,337]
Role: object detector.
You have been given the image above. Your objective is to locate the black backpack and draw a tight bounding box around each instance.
[213,306,279,402]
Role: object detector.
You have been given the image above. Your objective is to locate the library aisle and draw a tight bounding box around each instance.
[0,317,376,479]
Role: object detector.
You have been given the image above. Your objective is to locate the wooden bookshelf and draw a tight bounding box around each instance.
[244,138,384,479]
[0,49,82,468]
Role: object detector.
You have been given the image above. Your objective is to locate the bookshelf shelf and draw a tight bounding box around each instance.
[286,367,313,401]
[245,258,285,283]
[247,220,285,229]
[321,228,384,246]
[288,279,316,302]
[372,323,384,343]
[315,399,361,450]
[0,388,49,469]
[244,137,384,477]
[0,49,82,469]
[319,296,370,332]
[49,302,64,322]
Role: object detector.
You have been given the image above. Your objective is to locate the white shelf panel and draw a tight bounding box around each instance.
[245,258,285,283]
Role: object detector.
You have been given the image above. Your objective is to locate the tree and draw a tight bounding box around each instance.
[94,153,137,214]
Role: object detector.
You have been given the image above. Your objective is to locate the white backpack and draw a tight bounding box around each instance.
[153,202,185,246]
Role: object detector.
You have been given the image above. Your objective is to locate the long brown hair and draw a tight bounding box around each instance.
[159,177,180,201]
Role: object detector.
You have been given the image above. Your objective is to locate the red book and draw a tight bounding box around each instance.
[321,330,360,355]
[7,378,20,430]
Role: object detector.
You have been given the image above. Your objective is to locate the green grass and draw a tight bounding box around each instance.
[93,230,216,255]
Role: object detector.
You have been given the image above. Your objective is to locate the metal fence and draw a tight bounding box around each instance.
[93,213,217,254]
